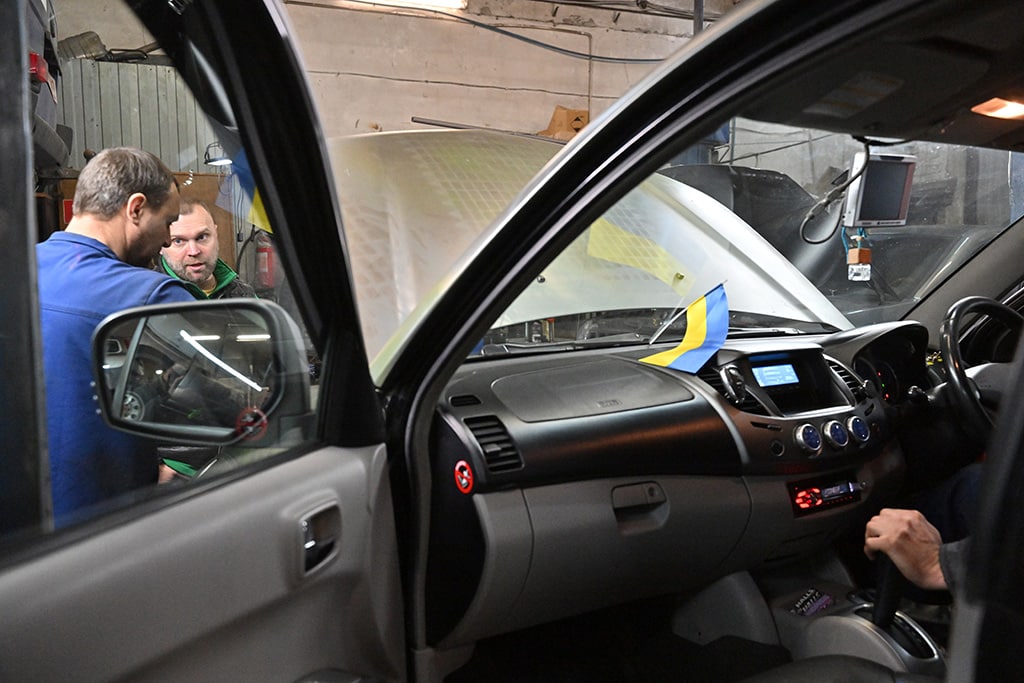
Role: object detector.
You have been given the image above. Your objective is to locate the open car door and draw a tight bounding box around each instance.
[0,0,404,680]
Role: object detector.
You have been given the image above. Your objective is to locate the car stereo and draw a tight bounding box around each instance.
[788,472,865,516]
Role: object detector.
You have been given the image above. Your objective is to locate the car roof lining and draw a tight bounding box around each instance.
[743,0,1024,151]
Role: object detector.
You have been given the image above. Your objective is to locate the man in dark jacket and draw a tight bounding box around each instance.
[158,197,256,299]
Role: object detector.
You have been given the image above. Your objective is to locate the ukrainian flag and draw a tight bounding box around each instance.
[641,284,729,373]
[227,149,273,233]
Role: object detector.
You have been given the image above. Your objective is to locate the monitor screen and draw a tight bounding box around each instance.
[842,153,916,227]
[752,363,799,388]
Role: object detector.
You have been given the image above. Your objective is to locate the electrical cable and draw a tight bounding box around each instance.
[798,134,912,245]
[287,0,667,63]
[237,224,259,267]
[523,0,715,22]
[798,139,870,245]
[406,6,667,62]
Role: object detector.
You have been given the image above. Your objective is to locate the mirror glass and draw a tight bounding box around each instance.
[98,307,279,438]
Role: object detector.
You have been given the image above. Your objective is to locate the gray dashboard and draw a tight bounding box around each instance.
[425,321,929,646]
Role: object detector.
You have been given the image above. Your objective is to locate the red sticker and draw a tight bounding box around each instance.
[454,460,474,494]
[235,407,269,441]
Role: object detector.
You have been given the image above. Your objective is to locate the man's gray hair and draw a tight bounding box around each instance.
[72,147,177,219]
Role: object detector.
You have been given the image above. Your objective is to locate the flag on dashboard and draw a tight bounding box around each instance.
[641,283,728,373]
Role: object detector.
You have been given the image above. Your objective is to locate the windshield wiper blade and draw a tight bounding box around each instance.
[473,335,650,357]
[727,323,840,336]
[728,326,805,335]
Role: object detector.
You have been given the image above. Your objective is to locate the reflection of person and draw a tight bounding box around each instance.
[36,147,194,522]
[157,197,256,299]
[864,508,967,591]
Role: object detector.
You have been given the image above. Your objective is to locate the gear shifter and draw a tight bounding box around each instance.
[872,554,906,629]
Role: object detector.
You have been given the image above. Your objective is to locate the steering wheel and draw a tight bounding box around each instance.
[938,296,1024,443]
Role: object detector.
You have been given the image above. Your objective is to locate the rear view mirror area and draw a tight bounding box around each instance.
[92,300,313,447]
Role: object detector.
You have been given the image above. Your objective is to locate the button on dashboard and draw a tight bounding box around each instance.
[822,420,849,449]
[794,423,823,456]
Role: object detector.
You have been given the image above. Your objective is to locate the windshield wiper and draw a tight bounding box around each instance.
[727,323,840,336]
[473,335,651,357]
[729,326,804,336]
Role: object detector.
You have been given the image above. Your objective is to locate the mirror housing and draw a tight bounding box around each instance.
[92,299,313,447]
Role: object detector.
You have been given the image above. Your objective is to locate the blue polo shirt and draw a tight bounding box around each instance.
[37,232,194,522]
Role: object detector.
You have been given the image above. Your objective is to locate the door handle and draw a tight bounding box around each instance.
[300,504,341,574]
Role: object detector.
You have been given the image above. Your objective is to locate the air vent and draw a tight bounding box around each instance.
[698,367,727,394]
[449,393,482,408]
[697,368,769,415]
[826,358,865,400]
[463,416,523,473]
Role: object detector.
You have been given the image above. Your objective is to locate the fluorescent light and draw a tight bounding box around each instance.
[179,329,265,392]
[236,333,271,342]
[971,97,1024,120]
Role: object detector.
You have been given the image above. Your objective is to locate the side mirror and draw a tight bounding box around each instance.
[92,299,313,446]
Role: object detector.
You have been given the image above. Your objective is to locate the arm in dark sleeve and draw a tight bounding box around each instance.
[939,537,969,593]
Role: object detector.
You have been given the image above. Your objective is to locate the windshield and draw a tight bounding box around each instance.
[331,120,1024,368]
[480,119,1024,354]
[715,119,1023,325]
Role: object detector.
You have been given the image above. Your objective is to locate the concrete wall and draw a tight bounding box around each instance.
[287,0,688,137]
[53,0,742,141]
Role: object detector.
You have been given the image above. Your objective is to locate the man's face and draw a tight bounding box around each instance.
[162,205,221,288]
[126,182,180,267]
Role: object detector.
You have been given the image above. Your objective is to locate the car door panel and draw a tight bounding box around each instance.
[0,0,405,677]
[0,445,403,681]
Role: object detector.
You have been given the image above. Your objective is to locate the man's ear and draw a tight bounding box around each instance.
[126,192,148,222]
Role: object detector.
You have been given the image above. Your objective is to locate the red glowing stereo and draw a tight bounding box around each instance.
[788,476,866,516]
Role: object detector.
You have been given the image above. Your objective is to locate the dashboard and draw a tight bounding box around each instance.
[424,320,930,647]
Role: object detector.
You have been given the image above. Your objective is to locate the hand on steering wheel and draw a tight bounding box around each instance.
[938,296,1023,443]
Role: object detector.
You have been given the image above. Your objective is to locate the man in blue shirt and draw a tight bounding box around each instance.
[37,147,194,523]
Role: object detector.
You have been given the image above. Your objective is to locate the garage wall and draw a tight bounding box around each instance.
[53,0,740,145]
[57,58,218,172]
[285,0,692,137]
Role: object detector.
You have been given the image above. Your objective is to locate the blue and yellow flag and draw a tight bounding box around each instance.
[641,284,728,373]
[221,149,273,233]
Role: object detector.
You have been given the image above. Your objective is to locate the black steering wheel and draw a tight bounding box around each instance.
[938,296,1024,443]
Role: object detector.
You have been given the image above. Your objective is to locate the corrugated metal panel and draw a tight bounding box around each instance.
[57,59,218,173]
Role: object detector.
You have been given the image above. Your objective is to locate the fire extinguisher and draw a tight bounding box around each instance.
[255,231,276,289]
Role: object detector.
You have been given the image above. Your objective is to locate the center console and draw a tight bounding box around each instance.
[770,582,946,677]
[671,569,945,678]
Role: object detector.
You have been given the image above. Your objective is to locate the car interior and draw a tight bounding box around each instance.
[14,0,1024,680]
[406,1,1024,680]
